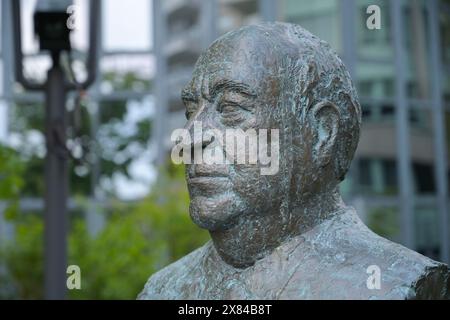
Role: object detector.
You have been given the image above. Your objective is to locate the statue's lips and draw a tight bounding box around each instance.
[187,176,231,195]
[189,164,228,177]
[188,176,228,183]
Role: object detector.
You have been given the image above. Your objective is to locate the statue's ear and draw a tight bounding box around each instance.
[308,101,340,168]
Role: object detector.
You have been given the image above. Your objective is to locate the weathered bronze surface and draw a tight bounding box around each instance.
[139,22,450,299]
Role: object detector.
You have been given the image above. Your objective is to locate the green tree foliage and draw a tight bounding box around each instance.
[367,207,399,239]
[0,214,43,299]
[0,164,209,299]
[0,145,25,220]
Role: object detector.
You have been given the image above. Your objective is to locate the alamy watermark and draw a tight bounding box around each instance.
[66,5,78,31]
[366,5,381,30]
[66,265,81,290]
[366,264,381,290]
[171,121,280,175]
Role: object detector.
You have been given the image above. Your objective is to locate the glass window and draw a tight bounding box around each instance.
[381,104,395,118]
[415,204,440,260]
[356,62,395,99]
[445,75,450,107]
[281,0,341,52]
[383,159,397,192]
[408,108,437,195]
[367,205,400,242]
[357,158,399,195]
[403,0,432,100]
[445,111,450,195]
[359,158,372,187]
[361,104,372,120]
[413,163,435,194]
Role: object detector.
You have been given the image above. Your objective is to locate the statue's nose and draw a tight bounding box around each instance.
[184,104,219,150]
[177,118,218,161]
[191,129,215,150]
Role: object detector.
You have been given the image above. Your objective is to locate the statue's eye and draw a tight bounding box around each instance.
[216,91,254,115]
[218,102,241,114]
[217,101,249,126]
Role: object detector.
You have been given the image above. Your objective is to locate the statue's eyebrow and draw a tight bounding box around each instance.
[181,88,199,103]
[209,79,256,100]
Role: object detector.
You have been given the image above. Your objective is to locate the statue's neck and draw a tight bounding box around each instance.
[209,189,345,268]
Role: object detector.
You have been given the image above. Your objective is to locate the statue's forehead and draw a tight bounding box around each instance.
[191,62,241,85]
[184,28,287,95]
[188,48,276,93]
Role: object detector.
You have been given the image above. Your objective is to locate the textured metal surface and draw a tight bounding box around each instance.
[139,22,450,300]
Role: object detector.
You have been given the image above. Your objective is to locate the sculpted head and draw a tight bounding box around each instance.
[181,22,361,240]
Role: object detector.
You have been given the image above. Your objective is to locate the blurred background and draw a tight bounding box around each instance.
[0,0,449,299]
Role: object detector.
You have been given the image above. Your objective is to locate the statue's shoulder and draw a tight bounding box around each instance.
[137,241,212,300]
[351,227,450,299]
[280,208,450,299]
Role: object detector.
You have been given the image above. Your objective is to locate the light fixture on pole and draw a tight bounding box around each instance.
[11,0,101,300]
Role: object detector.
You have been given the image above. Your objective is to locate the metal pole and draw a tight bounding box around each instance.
[1,0,13,122]
[10,0,100,299]
[340,0,357,79]
[259,0,278,21]
[86,1,104,237]
[202,0,217,47]
[340,0,359,199]
[0,0,14,245]
[152,0,168,165]
[391,0,415,249]
[428,0,449,263]
[44,57,68,300]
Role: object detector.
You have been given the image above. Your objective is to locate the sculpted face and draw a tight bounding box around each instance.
[181,27,321,232]
[141,24,450,301]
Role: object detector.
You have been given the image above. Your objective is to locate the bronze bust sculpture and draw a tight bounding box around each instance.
[139,22,450,299]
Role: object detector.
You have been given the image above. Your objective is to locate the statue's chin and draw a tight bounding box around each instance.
[189,195,243,231]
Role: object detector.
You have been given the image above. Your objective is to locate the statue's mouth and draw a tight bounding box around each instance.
[187,165,232,196]
[188,164,229,179]
[188,176,228,184]
[187,176,231,197]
